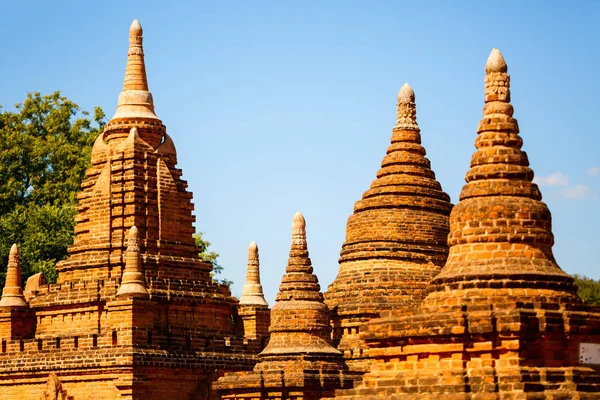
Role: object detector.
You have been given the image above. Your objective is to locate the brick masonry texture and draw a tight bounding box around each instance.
[324,83,452,372]
[332,48,600,400]
[1,20,599,400]
[214,213,358,400]
[0,20,257,400]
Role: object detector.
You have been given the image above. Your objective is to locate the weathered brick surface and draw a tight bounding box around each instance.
[332,48,600,399]
[0,20,254,399]
[215,213,358,399]
[324,84,452,371]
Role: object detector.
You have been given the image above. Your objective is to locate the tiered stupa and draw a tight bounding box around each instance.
[215,213,356,399]
[0,20,255,400]
[0,244,27,308]
[238,242,271,352]
[325,84,452,371]
[334,48,600,399]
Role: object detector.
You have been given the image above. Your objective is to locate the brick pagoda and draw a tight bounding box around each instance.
[0,20,255,400]
[324,84,452,371]
[334,48,600,399]
[238,242,270,353]
[215,213,356,399]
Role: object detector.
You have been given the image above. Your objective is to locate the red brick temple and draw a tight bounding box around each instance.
[1,20,599,400]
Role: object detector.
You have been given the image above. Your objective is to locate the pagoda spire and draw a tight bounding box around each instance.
[394,83,418,130]
[325,83,452,371]
[333,49,595,400]
[260,212,340,357]
[430,47,576,295]
[239,242,268,306]
[274,212,322,303]
[116,226,149,298]
[0,244,28,308]
[215,214,353,397]
[110,19,159,122]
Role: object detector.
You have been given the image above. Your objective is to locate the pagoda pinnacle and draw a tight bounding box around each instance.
[325,83,452,370]
[239,242,268,306]
[275,211,321,302]
[394,82,418,130]
[291,211,307,250]
[430,48,576,296]
[110,19,159,121]
[485,47,508,73]
[398,82,415,101]
[0,244,28,308]
[260,212,340,358]
[116,226,149,298]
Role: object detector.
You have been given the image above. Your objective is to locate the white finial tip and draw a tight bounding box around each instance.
[292,212,306,229]
[130,19,143,36]
[486,48,507,73]
[9,243,18,258]
[398,83,415,102]
[129,225,139,238]
[249,241,258,251]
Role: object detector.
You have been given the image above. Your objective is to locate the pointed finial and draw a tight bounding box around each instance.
[485,48,508,74]
[291,212,307,248]
[116,225,149,298]
[240,241,268,306]
[9,243,18,264]
[483,48,511,106]
[394,83,419,130]
[249,241,258,258]
[398,83,415,103]
[292,212,305,231]
[128,225,140,250]
[109,20,159,121]
[130,19,143,37]
[0,243,28,308]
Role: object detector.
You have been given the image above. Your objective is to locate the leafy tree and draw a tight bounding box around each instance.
[573,274,600,306]
[0,92,105,287]
[194,232,233,286]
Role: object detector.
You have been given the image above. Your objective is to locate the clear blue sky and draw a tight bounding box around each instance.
[1,1,598,304]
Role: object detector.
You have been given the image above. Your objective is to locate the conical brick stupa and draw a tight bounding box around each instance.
[334,48,600,400]
[325,83,452,371]
[215,212,356,400]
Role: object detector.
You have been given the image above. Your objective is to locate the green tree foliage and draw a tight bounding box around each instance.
[0,92,105,287]
[573,274,600,306]
[194,232,233,287]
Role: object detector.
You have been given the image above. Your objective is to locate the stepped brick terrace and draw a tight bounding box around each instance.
[1,20,599,400]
